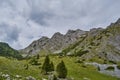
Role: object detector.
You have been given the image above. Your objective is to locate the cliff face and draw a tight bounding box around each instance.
[20,29,86,55]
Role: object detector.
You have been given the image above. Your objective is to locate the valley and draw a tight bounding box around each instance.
[0,56,119,80]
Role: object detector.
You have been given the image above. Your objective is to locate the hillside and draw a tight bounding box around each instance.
[21,29,86,55]
[61,18,120,62]
[0,42,22,59]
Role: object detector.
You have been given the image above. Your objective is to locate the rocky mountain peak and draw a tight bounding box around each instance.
[66,29,84,35]
[20,18,120,62]
[107,18,120,33]
[21,29,86,55]
[66,29,76,35]
[90,28,103,32]
[115,18,120,24]
[28,36,49,47]
[51,32,64,39]
[38,36,49,41]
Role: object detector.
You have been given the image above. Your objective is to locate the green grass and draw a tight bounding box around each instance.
[0,56,118,80]
[0,57,42,80]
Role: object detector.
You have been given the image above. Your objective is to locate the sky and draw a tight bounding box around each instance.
[0,0,120,50]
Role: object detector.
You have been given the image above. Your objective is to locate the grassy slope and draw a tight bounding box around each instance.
[0,56,118,80]
[48,56,118,80]
[0,57,41,80]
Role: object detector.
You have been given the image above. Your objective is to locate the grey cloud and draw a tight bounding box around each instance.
[0,23,20,43]
[30,11,53,26]
[0,0,120,49]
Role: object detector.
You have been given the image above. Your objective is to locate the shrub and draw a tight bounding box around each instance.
[105,66,114,71]
[98,66,100,71]
[53,75,57,80]
[24,64,29,70]
[109,60,117,64]
[81,64,87,68]
[36,54,40,59]
[29,57,40,65]
[117,65,120,69]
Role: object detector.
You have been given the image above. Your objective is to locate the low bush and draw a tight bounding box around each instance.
[105,66,114,71]
[117,65,120,69]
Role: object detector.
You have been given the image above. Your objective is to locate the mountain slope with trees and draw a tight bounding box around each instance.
[0,42,22,59]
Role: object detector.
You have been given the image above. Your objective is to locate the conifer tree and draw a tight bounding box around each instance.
[36,54,40,59]
[56,60,67,78]
[50,61,54,71]
[53,75,57,80]
[41,55,51,74]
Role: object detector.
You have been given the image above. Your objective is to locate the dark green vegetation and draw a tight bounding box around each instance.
[56,60,67,78]
[41,56,54,74]
[105,66,115,71]
[41,56,67,79]
[117,63,120,69]
[29,57,40,65]
[0,42,22,59]
[117,65,120,69]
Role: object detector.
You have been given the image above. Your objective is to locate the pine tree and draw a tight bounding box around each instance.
[41,55,51,74]
[36,54,40,59]
[50,61,54,71]
[56,60,67,78]
[53,75,57,80]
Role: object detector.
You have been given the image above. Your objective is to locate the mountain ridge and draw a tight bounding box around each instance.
[61,19,120,62]
[21,18,120,62]
[20,29,86,55]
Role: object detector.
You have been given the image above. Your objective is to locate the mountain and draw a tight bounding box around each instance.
[21,18,120,62]
[20,29,86,55]
[61,18,120,62]
[0,42,22,59]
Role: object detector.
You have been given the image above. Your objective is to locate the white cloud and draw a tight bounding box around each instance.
[0,0,120,49]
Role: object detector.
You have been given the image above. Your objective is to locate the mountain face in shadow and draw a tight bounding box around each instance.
[0,42,22,59]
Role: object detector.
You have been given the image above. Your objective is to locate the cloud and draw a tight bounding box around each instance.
[0,23,20,42]
[0,0,120,49]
